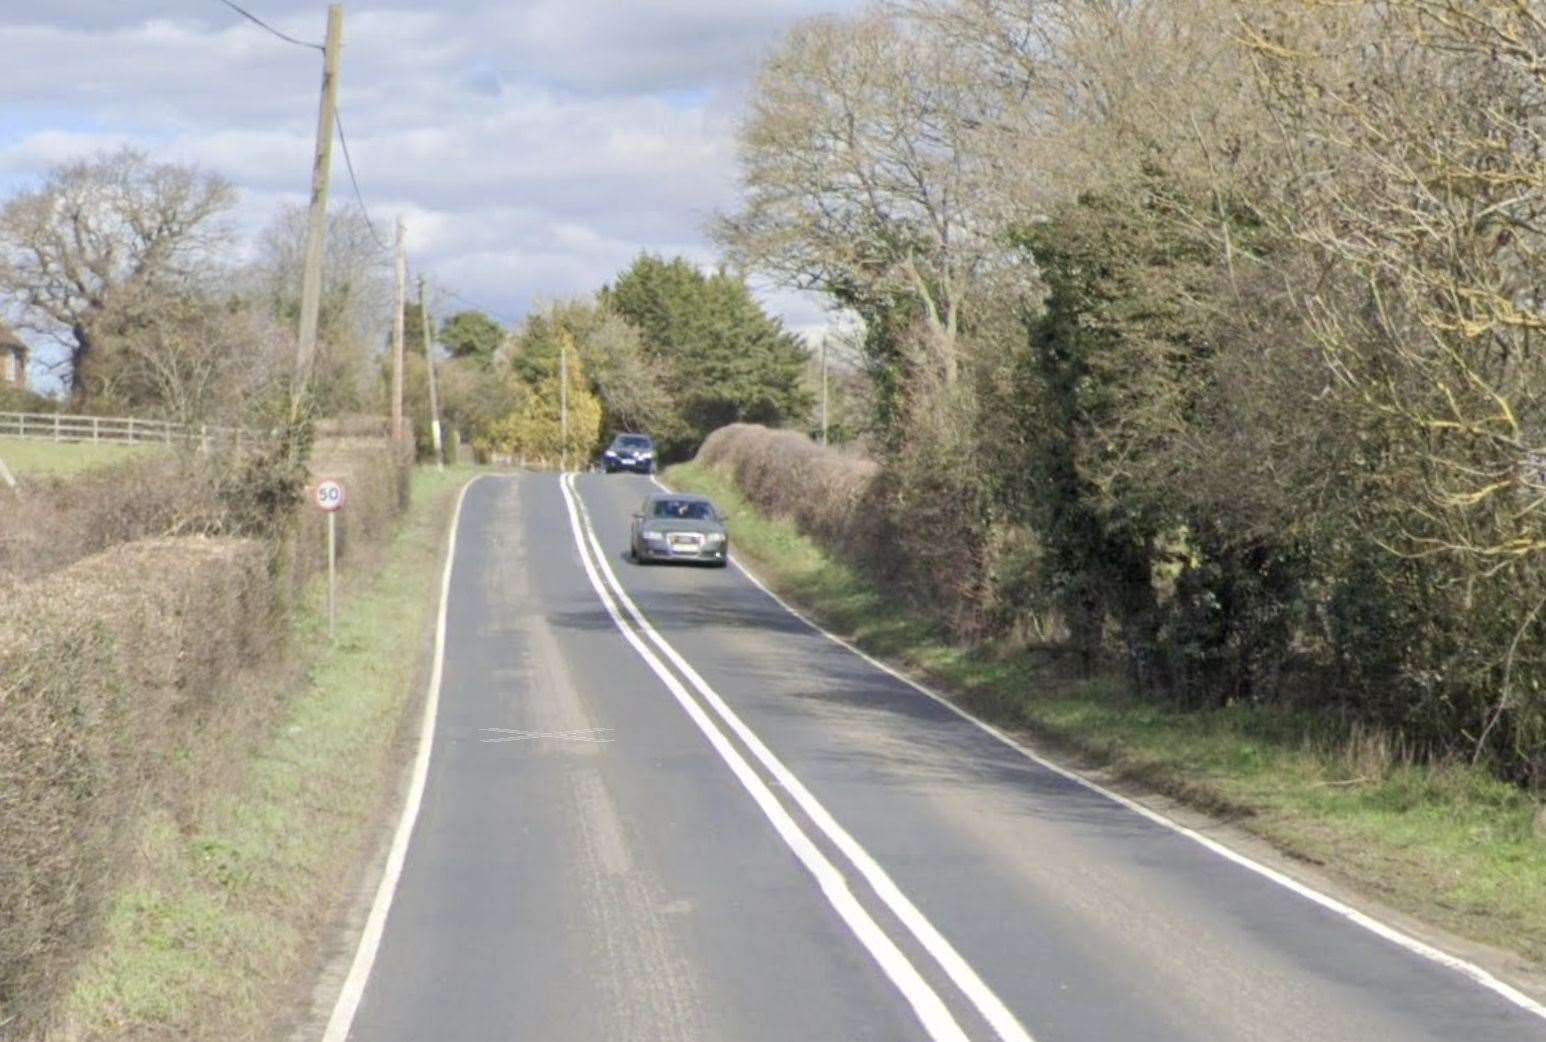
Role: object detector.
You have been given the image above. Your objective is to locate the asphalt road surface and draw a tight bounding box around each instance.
[327,472,1546,1042]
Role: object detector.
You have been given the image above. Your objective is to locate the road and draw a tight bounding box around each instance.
[325,472,1546,1042]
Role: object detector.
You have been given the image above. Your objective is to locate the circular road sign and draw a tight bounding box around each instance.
[314,478,346,513]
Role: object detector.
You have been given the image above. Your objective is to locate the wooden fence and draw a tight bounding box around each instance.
[0,411,261,450]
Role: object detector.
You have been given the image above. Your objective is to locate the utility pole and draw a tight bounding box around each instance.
[293,3,343,415]
[419,276,444,470]
[391,216,406,441]
[559,329,569,472]
[820,335,829,446]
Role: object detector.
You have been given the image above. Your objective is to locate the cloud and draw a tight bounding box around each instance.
[496,0,850,94]
[0,0,866,388]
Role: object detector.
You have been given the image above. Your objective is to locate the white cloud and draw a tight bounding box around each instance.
[1,0,867,388]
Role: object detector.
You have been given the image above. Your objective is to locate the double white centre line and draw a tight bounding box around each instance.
[558,473,1034,1042]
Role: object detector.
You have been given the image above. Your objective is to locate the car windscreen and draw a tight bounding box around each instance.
[617,436,651,449]
[652,499,713,520]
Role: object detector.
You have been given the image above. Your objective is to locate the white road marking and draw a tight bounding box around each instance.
[557,473,975,1042]
[648,474,1546,1023]
[322,474,487,1042]
[572,474,1035,1042]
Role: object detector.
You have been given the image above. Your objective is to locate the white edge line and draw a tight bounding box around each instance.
[649,474,1546,1022]
[558,474,971,1042]
[322,473,486,1042]
[577,475,1034,1042]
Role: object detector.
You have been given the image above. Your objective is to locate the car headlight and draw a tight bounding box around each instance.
[642,530,666,541]
[640,450,654,459]
[604,450,617,458]
[705,533,725,545]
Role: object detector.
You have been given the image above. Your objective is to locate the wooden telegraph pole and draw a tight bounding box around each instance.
[391,217,406,441]
[293,4,343,413]
[419,276,444,470]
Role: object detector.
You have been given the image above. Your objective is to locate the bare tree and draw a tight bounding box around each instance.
[1233,0,1546,757]
[906,0,1275,272]
[577,306,675,436]
[249,204,390,415]
[0,147,235,402]
[1239,0,1546,560]
[715,11,1009,386]
[86,281,291,426]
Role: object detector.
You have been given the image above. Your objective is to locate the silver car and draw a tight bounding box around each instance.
[630,492,729,566]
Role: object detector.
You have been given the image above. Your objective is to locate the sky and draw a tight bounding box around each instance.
[0,0,860,390]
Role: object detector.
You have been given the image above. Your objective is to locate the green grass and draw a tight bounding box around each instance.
[0,436,160,476]
[59,465,478,1041]
[668,461,1546,967]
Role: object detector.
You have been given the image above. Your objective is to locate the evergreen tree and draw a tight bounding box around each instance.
[602,254,811,457]
[440,310,504,362]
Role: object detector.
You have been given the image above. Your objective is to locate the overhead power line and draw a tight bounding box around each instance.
[333,107,390,251]
[208,1,517,333]
[334,105,515,326]
[213,0,323,50]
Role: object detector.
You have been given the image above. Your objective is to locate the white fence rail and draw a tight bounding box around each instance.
[0,411,261,450]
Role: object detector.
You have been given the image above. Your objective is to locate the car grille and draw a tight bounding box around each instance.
[667,532,704,552]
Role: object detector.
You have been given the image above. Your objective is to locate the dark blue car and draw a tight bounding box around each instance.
[601,433,656,474]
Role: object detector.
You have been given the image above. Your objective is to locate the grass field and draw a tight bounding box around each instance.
[58,466,476,1041]
[667,460,1546,971]
[0,436,158,476]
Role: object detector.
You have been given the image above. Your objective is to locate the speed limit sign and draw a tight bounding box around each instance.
[316,478,346,639]
[314,478,346,512]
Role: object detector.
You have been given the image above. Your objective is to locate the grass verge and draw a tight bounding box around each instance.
[55,465,477,1041]
[0,437,158,477]
[668,460,1546,971]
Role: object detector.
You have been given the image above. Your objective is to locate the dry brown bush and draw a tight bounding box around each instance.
[0,454,223,585]
[0,430,410,594]
[696,423,877,553]
[698,420,1066,646]
[0,537,277,1034]
[0,429,411,1033]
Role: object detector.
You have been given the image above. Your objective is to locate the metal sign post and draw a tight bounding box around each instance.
[314,478,346,639]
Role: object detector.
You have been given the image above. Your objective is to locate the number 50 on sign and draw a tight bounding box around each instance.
[315,478,346,512]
